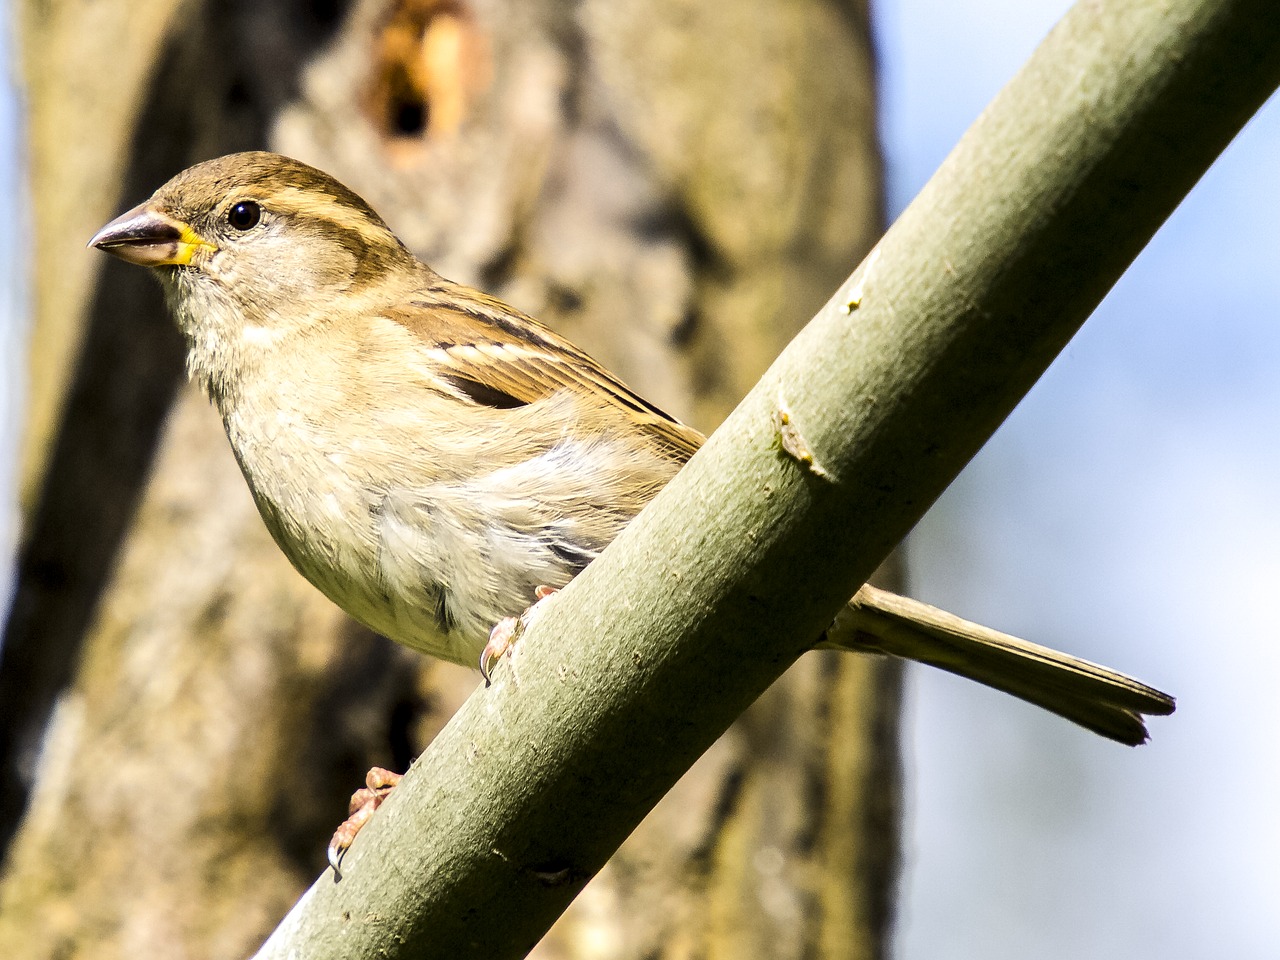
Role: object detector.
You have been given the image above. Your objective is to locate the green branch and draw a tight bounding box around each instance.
[253,1,1280,956]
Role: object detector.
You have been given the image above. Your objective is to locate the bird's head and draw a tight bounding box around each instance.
[90,151,423,333]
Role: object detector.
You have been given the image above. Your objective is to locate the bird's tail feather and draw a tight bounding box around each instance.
[819,584,1175,746]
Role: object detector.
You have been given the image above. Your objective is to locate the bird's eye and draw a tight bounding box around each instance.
[227,200,261,231]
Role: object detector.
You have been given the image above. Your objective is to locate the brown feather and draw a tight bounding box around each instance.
[382,281,705,463]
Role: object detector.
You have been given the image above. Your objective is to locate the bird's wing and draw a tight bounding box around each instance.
[382,281,705,462]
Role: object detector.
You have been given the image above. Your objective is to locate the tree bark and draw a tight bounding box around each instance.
[0,1,891,957]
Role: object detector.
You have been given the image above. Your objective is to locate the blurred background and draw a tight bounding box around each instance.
[879,2,1279,958]
[0,8,17,609]
[0,1,1275,958]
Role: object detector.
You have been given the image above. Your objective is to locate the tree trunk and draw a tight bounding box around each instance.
[0,1,893,957]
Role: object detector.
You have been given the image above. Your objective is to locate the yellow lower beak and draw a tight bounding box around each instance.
[89,203,213,267]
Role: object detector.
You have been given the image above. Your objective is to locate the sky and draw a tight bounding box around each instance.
[0,3,1277,958]
[0,12,18,604]
[876,2,1280,958]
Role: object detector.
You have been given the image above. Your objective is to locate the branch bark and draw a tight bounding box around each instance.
[255,0,1280,956]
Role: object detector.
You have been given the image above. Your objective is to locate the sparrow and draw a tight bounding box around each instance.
[91,152,1174,867]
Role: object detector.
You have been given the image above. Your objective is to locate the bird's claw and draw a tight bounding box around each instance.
[479,586,560,685]
[480,616,520,685]
[327,766,402,879]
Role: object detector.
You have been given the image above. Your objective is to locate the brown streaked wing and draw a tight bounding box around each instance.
[382,283,705,462]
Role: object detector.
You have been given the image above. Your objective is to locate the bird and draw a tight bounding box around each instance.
[90,151,1174,867]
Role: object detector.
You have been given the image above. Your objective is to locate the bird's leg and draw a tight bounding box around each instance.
[327,765,403,878]
[479,585,559,685]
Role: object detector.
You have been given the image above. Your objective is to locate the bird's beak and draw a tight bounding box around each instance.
[89,202,213,267]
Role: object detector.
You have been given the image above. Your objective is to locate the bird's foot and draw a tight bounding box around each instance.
[327,765,403,879]
[479,585,559,685]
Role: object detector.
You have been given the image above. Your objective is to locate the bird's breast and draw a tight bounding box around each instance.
[215,368,682,668]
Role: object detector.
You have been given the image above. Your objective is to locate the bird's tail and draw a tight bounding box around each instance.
[819,584,1175,745]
